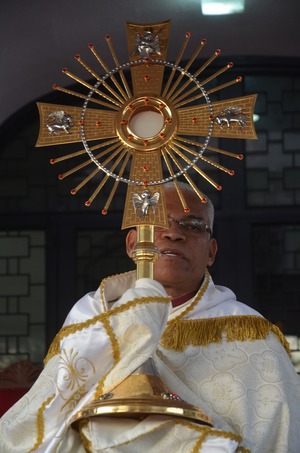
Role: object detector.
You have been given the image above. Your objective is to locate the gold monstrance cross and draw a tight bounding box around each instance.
[36,20,257,425]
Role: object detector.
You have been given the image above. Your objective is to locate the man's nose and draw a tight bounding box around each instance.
[161,221,185,240]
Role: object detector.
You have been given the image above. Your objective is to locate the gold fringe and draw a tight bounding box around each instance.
[161,315,290,354]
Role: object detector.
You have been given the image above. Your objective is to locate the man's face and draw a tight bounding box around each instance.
[126,188,217,298]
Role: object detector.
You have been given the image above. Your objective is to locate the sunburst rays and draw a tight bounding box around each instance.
[36,20,257,222]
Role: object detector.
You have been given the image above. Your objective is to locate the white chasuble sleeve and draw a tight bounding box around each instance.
[79,415,240,453]
[0,278,171,453]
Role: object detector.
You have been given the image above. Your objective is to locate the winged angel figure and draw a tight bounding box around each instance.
[132,190,160,217]
[132,31,161,59]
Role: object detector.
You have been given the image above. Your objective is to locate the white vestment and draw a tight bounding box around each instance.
[1,271,299,452]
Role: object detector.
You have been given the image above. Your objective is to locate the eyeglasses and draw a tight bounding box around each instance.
[158,216,213,238]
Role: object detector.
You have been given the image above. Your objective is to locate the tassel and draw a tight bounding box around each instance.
[161,315,290,354]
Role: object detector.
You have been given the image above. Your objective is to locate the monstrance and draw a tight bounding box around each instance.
[36,20,257,426]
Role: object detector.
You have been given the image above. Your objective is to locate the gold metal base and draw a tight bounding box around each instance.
[71,359,212,427]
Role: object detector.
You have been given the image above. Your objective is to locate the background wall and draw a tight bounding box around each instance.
[1,1,300,372]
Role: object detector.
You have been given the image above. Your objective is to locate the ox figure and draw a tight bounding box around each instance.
[214,107,248,129]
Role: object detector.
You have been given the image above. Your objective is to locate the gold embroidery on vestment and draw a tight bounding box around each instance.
[174,270,210,321]
[78,419,93,453]
[91,417,241,450]
[189,423,242,453]
[44,295,170,365]
[94,314,121,399]
[61,385,88,412]
[58,348,96,393]
[236,447,251,453]
[28,394,55,452]
[99,270,135,312]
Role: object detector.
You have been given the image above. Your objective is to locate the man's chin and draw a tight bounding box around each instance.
[154,269,187,287]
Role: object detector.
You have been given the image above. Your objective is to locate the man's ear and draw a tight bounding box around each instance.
[125,229,137,258]
[207,238,218,267]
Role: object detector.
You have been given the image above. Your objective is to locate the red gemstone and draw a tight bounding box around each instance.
[144,97,149,104]
[89,43,94,49]
[78,120,83,125]
[85,200,91,207]
[217,185,222,191]
[96,121,101,126]
[186,32,191,38]
[202,198,207,204]
[159,103,165,109]
[192,117,197,123]
[52,84,57,89]
[105,35,110,41]
[75,54,80,60]
[184,207,190,212]
[165,117,172,124]
[201,39,207,45]
[144,75,150,82]
[128,134,133,140]
[58,174,64,180]
[121,119,127,125]
[238,154,244,160]
[62,68,67,73]
[143,181,148,185]
[144,140,149,146]
[129,104,134,110]
[171,393,180,399]
[228,62,233,68]
[229,170,235,176]
[50,159,55,164]
[143,165,149,172]
[237,76,243,82]
[209,115,214,120]
[71,189,77,195]
[102,209,107,215]
[159,133,166,139]
[215,49,221,55]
